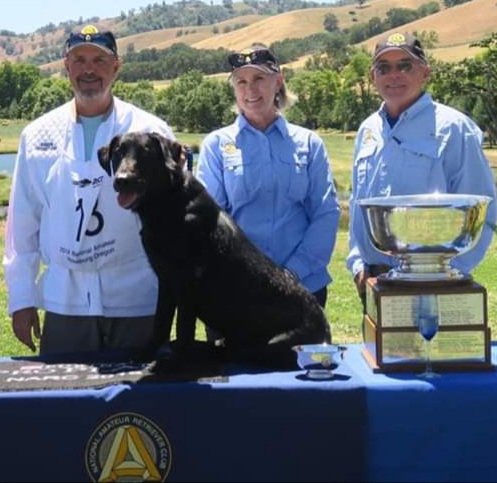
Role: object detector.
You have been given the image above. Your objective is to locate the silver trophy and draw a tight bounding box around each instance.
[357,193,491,282]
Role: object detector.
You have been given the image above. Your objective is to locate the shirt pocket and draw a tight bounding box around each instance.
[354,144,377,191]
[222,155,251,205]
[278,151,310,202]
[399,139,441,193]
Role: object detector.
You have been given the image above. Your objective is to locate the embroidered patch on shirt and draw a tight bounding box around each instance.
[72,178,92,188]
[71,174,104,189]
[222,142,239,155]
[363,129,375,145]
[35,141,57,151]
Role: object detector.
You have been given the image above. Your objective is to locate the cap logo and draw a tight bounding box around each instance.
[65,25,118,56]
[81,25,99,35]
[386,33,407,46]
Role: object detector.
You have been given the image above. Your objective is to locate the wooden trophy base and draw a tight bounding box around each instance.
[362,278,492,373]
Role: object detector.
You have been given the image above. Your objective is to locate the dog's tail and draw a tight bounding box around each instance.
[268,312,332,347]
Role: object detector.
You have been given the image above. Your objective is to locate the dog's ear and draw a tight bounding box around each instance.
[97,145,110,175]
[149,132,183,166]
[169,141,184,166]
[98,135,121,176]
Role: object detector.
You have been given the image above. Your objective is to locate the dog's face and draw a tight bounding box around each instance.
[98,132,183,210]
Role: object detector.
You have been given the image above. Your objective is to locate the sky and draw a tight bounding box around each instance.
[0,0,183,34]
[0,0,340,35]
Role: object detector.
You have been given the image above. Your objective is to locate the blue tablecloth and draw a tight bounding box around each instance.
[346,343,497,482]
[0,356,366,482]
[0,345,496,482]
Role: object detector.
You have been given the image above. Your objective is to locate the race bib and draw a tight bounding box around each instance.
[46,155,143,271]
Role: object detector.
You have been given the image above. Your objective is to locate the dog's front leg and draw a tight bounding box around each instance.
[153,277,177,351]
[174,301,197,361]
[139,274,176,363]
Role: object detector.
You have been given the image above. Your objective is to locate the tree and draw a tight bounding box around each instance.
[287,70,340,129]
[19,78,72,119]
[128,81,156,112]
[412,30,439,49]
[384,8,419,29]
[155,71,234,131]
[443,0,472,6]
[112,80,134,102]
[367,17,383,38]
[429,34,497,144]
[416,1,440,17]
[322,32,354,71]
[332,51,379,131]
[0,62,17,111]
[323,13,339,33]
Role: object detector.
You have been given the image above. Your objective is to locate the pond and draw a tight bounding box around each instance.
[0,153,16,176]
[0,153,200,177]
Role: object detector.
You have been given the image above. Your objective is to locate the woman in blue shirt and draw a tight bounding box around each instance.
[197,44,340,308]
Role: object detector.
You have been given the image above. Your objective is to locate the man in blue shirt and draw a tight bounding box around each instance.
[347,32,497,303]
[197,45,340,308]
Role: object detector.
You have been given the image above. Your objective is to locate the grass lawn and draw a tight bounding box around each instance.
[0,123,495,356]
[0,221,495,356]
[0,120,28,153]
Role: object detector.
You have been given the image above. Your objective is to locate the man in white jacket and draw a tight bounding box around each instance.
[3,25,175,356]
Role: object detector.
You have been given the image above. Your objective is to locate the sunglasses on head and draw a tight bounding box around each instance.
[65,32,117,55]
[373,60,419,75]
[228,49,279,71]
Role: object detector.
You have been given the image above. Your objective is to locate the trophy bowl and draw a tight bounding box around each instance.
[292,344,346,379]
[357,193,491,282]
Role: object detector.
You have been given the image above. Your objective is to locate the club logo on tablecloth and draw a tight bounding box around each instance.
[85,412,172,482]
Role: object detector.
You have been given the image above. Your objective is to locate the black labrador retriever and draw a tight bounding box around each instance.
[98,131,331,369]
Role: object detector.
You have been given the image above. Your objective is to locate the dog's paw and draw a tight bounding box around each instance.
[154,343,173,359]
[149,356,181,374]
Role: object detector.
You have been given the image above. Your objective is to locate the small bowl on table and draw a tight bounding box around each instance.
[292,344,346,380]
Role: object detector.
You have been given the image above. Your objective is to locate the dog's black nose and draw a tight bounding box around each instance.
[114,176,134,192]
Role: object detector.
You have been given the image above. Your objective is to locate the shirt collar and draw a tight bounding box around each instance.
[235,113,288,137]
[69,97,115,123]
[380,91,432,123]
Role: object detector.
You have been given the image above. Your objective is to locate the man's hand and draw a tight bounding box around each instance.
[12,307,41,352]
[353,270,371,298]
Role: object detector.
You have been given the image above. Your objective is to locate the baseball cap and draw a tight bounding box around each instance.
[228,46,280,74]
[373,32,426,63]
[65,25,118,57]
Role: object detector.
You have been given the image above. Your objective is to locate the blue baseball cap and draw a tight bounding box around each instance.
[373,32,426,63]
[65,25,118,56]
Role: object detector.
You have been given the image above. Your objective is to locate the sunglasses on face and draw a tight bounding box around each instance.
[228,49,279,71]
[65,32,117,55]
[373,60,418,75]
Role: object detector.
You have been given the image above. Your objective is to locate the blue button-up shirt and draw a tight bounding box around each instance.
[347,93,497,277]
[197,114,341,293]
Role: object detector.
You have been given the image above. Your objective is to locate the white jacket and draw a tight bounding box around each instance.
[3,97,175,316]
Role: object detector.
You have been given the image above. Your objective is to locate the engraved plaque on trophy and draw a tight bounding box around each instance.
[357,193,492,373]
